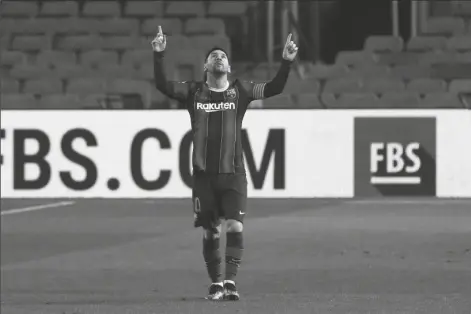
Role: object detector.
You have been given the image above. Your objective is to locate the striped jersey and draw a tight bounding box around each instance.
[154,52,292,174]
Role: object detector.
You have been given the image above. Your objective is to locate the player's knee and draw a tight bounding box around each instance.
[203,225,221,239]
[226,219,243,233]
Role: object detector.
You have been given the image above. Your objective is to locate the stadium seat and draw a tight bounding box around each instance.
[284,78,320,94]
[447,35,471,51]
[451,1,471,16]
[106,78,152,94]
[0,18,14,34]
[166,1,206,17]
[80,94,107,109]
[95,64,139,79]
[82,1,121,17]
[102,36,140,50]
[53,18,97,35]
[208,1,248,16]
[460,52,471,63]
[165,50,206,80]
[380,92,421,108]
[81,50,119,68]
[323,93,380,109]
[0,51,26,67]
[166,35,192,52]
[184,18,226,36]
[363,78,405,93]
[98,19,140,35]
[406,36,448,51]
[375,52,420,66]
[134,36,153,50]
[261,94,294,108]
[8,18,57,35]
[0,34,10,50]
[320,93,336,108]
[11,35,51,51]
[345,65,391,79]
[9,65,53,79]
[424,17,466,35]
[101,35,140,50]
[1,94,38,109]
[67,78,107,94]
[390,65,432,79]
[345,93,382,108]
[39,1,79,17]
[420,93,464,108]
[335,51,377,67]
[53,65,95,79]
[323,78,363,93]
[36,51,76,68]
[122,49,153,68]
[303,64,349,80]
[39,94,82,109]
[149,88,167,105]
[124,1,164,17]
[23,79,63,95]
[1,19,21,35]
[296,93,324,109]
[136,66,154,80]
[364,35,404,52]
[430,1,452,16]
[0,79,20,94]
[141,18,183,36]
[0,1,38,17]
[56,35,103,51]
[106,79,153,105]
[432,63,471,79]
[251,65,279,80]
[418,51,462,66]
[188,35,231,56]
[407,78,447,93]
[449,79,471,93]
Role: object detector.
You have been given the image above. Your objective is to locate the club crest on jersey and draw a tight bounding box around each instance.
[226,88,237,99]
[197,101,236,112]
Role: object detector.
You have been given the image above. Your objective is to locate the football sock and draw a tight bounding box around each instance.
[203,237,222,283]
[225,232,244,282]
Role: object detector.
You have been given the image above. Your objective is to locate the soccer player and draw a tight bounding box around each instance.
[152,26,298,301]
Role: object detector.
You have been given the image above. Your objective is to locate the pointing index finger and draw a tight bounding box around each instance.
[158,25,163,35]
[285,33,292,47]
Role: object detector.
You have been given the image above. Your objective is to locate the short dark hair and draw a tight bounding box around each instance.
[204,47,229,62]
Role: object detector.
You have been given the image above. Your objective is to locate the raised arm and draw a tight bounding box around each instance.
[241,34,299,101]
[152,26,191,102]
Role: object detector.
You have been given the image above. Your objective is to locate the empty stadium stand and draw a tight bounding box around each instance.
[0,0,470,110]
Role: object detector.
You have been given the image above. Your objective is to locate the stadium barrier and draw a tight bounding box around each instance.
[1,110,470,198]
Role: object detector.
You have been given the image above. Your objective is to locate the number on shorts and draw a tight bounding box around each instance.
[193,197,201,214]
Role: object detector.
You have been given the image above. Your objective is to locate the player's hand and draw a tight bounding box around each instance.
[151,26,166,52]
[282,33,298,61]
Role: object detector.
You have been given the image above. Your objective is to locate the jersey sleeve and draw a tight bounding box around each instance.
[239,59,293,102]
[239,81,268,102]
[153,51,192,103]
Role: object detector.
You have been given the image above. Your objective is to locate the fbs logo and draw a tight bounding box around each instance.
[196,102,235,112]
[354,117,436,197]
[370,142,421,185]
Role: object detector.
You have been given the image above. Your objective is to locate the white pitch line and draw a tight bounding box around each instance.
[350,199,471,205]
[0,201,76,216]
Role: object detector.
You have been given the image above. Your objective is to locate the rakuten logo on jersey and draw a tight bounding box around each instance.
[196,102,235,112]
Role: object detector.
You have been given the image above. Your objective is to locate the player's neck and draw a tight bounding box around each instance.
[206,73,229,91]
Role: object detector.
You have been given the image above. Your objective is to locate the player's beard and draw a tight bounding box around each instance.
[212,63,227,75]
